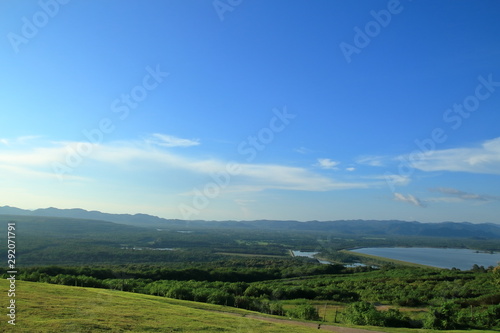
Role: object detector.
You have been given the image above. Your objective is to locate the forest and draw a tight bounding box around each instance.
[1,215,500,330]
[4,259,500,330]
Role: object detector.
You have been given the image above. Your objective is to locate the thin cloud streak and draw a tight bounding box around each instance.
[146,133,200,148]
[356,155,387,167]
[356,137,500,176]
[393,193,426,207]
[0,135,42,146]
[408,137,500,175]
[430,187,500,202]
[0,136,381,193]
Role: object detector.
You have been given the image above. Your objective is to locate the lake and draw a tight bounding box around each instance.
[351,247,500,270]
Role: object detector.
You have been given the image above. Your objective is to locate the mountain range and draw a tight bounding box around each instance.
[1,206,500,239]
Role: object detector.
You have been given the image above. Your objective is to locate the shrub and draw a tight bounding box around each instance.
[342,302,411,327]
[286,303,320,321]
[341,302,383,326]
[424,301,461,330]
[381,308,411,327]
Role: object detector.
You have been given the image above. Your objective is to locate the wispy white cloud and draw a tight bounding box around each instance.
[237,163,368,191]
[393,192,426,207]
[346,167,356,172]
[0,144,70,166]
[356,137,500,177]
[295,146,313,154]
[367,174,411,187]
[0,135,42,146]
[429,187,500,202]
[146,133,200,148]
[0,164,87,182]
[0,136,379,193]
[356,155,387,167]
[315,158,340,170]
[407,137,500,175]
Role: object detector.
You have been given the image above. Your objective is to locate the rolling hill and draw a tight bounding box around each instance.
[2,279,497,333]
[1,205,500,238]
[0,279,343,333]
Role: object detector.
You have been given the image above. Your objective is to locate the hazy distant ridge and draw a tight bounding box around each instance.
[1,206,500,238]
[0,206,180,226]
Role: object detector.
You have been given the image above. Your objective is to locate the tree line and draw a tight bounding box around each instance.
[3,261,499,329]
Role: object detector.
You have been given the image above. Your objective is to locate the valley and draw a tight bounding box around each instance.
[1,210,499,331]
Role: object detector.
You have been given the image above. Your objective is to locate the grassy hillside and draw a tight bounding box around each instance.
[0,279,325,333]
[1,280,498,332]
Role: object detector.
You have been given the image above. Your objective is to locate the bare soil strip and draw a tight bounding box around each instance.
[244,314,387,332]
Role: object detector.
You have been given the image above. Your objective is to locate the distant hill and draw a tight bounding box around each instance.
[0,214,147,237]
[1,205,500,239]
[0,206,184,227]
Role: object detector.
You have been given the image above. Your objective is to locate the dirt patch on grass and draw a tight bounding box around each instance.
[243,314,387,333]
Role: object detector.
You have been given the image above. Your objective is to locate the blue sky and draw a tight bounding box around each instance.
[1,0,499,222]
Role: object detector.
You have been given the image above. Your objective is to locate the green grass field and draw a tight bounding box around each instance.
[0,279,326,332]
[1,279,498,333]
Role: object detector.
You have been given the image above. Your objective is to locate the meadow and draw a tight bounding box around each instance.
[0,279,331,332]
[1,279,499,333]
